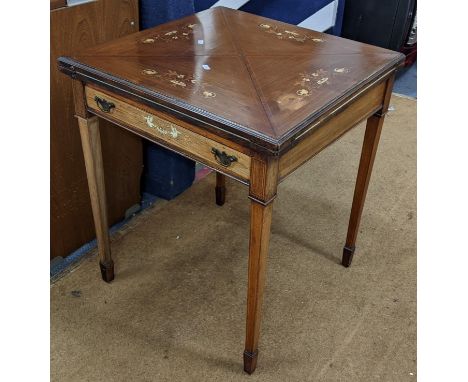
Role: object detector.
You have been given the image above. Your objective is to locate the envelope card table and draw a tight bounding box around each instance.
[58,6,404,374]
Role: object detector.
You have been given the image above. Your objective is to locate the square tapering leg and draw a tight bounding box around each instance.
[343,113,385,267]
[244,200,273,374]
[243,157,278,374]
[78,116,114,282]
[215,172,226,206]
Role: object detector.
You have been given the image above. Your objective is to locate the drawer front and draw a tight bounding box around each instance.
[85,86,251,181]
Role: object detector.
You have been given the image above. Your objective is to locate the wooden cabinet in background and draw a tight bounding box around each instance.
[51,0,143,259]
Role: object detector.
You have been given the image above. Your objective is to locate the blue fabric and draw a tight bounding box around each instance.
[194,0,345,36]
[142,142,195,199]
[240,0,334,25]
[140,0,196,200]
[332,0,345,36]
[194,0,217,12]
[140,0,194,28]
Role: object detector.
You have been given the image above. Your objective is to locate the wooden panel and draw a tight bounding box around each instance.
[278,79,387,180]
[50,0,67,10]
[51,0,140,259]
[102,0,139,39]
[86,86,251,181]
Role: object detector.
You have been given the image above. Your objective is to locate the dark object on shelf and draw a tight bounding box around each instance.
[341,0,416,66]
[140,0,196,199]
[401,7,417,66]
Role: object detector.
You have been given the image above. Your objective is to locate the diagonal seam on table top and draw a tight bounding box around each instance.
[216,7,403,139]
[60,6,405,150]
[220,6,277,138]
[59,56,283,150]
[242,50,403,136]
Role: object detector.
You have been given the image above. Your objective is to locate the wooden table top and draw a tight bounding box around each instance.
[58,6,404,154]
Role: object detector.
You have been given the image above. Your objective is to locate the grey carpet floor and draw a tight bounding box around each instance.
[51,95,416,382]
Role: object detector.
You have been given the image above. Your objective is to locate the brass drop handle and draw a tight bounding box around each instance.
[211,148,237,167]
[94,96,115,113]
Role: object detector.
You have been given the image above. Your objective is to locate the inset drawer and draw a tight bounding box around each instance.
[85,86,251,181]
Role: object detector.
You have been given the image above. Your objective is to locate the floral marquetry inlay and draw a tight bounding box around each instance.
[142,69,157,75]
[144,115,182,138]
[141,23,197,43]
[295,67,351,96]
[141,68,217,99]
[258,23,325,43]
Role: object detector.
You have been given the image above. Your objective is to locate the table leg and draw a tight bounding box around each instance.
[244,200,274,374]
[215,172,226,206]
[244,158,278,374]
[77,116,114,282]
[342,113,385,267]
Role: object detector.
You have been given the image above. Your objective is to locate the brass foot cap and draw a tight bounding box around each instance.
[342,246,355,268]
[99,260,115,283]
[243,350,258,375]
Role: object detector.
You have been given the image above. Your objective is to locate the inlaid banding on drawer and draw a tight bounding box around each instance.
[85,86,251,180]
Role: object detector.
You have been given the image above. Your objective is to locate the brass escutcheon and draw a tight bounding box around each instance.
[211,148,237,167]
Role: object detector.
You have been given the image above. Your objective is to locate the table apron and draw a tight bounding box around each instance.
[85,86,252,183]
[278,79,388,181]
